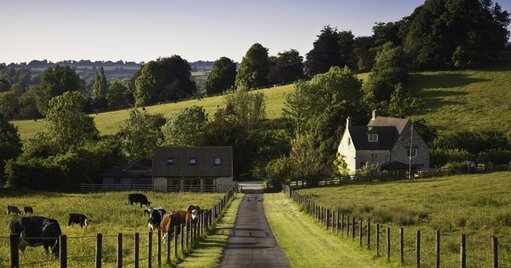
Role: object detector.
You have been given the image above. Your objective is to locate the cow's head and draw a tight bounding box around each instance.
[191,209,198,221]
[84,218,89,226]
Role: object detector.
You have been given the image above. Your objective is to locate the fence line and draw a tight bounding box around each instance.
[7,182,239,267]
[283,183,508,268]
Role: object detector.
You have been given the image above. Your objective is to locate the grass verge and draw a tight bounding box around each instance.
[175,193,242,267]
[264,192,389,268]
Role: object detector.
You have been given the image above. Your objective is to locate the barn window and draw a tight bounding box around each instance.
[368,133,378,142]
[166,158,174,165]
[214,157,222,166]
[188,157,197,165]
[406,147,418,158]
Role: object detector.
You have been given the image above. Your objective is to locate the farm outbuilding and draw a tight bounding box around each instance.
[152,146,234,192]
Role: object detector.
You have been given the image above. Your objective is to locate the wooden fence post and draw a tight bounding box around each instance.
[157,229,161,267]
[436,231,440,268]
[400,227,404,265]
[148,232,152,268]
[352,217,356,241]
[96,233,102,268]
[166,231,170,264]
[367,219,371,249]
[117,233,122,268]
[326,209,330,229]
[337,212,340,235]
[181,223,185,256]
[10,234,19,268]
[134,233,139,268]
[60,235,67,268]
[376,224,380,257]
[416,230,421,268]
[341,214,344,232]
[460,234,466,268]
[347,215,350,236]
[492,236,498,268]
[387,227,391,262]
[359,219,363,247]
[186,222,190,251]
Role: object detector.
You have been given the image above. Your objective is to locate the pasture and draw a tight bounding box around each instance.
[295,172,511,267]
[0,191,224,267]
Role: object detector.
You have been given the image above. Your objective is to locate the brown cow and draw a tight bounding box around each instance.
[159,212,185,242]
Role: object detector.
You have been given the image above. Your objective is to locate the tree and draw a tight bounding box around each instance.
[354,36,376,72]
[304,26,357,76]
[289,132,322,185]
[134,55,196,106]
[46,91,98,151]
[160,105,208,146]
[92,67,108,108]
[0,79,9,92]
[0,92,19,119]
[0,112,22,182]
[17,90,41,119]
[386,83,423,118]
[107,81,130,108]
[118,109,165,161]
[206,57,237,95]
[35,64,82,115]
[284,66,365,164]
[363,42,407,110]
[266,49,304,85]
[235,43,270,89]
[221,89,266,130]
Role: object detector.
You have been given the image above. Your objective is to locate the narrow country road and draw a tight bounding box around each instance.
[219,181,291,268]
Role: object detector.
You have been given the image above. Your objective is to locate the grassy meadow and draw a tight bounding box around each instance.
[0,191,224,267]
[295,172,511,267]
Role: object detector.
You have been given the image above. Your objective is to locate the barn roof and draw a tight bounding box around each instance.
[152,146,233,178]
[103,159,152,179]
[368,116,410,135]
[348,126,398,150]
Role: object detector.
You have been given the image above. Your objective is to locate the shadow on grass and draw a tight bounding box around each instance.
[409,73,489,90]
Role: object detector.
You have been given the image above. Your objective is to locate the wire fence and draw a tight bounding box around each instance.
[3,182,239,267]
[283,183,510,268]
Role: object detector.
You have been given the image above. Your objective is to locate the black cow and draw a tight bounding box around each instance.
[68,213,89,228]
[144,208,166,231]
[128,193,151,207]
[9,216,62,258]
[7,205,21,215]
[24,206,33,214]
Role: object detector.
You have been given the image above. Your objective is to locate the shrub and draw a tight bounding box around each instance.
[477,150,511,165]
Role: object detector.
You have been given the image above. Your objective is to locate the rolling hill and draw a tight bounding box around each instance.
[11,52,511,140]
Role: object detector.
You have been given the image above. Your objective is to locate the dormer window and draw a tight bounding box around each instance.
[368,133,378,142]
[188,157,197,165]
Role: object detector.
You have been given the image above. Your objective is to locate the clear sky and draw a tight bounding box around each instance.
[1,0,509,64]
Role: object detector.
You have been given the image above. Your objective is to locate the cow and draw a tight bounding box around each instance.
[185,205,201,224]
[159,211,186,242]
[9,216,62,258]
[144,208,166,231]
[24,206,34,215]
[128,193,151,207]
[7,205,22,215]
[68,213,89,228]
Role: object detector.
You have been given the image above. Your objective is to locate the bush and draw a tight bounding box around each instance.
[477,150,511,165]
[430,148,473,167]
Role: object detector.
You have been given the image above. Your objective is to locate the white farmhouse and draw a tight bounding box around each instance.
[337,111,429,176]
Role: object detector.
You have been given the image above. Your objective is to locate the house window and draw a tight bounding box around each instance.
[166,158,174,165]
[371,153,377,160]
[214,157,222,166]
[368,133,378,142]
[406,147,418,158]
[188,157,197,165]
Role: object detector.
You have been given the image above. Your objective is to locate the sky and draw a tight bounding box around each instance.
[1,0,510,64]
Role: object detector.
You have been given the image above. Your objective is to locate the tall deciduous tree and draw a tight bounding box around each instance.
[235,43,270,89]
[35,64,82,115]
[107,81,130,108]
[0,112,22,181]
[160,105,208,146]
[206,57,237,95]
[92,67,108,108]
[134,55,196,106]
[118,109,165,161]
[267,49,304,85]
[45,91,98,152]
[0,92,19,119]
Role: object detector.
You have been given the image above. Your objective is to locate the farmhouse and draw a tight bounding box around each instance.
[152,146,233,192]
[337,111,429,176]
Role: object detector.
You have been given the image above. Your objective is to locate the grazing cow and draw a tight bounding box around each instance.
[9,216,62,258]
[144,208,166,231]
[24,206,33,215]
[128,193,151,207]
[7,205,21,215]
[186,205,201,224]
[68,213,89,228]
[159,212,186,242]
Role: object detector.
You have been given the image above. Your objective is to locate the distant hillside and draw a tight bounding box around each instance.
[12,53,511,140]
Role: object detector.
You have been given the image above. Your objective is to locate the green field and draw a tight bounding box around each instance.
[0,191,224,267]
[296,172,511,267]
[12,52,511,140]
[264,193,388,268]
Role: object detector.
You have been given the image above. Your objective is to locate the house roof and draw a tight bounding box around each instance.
[152,146,233,178]
[368,116,410,134]
[348,126,398,150]
[103,159,153,179]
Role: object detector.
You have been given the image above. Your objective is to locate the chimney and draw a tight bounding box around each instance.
[346,116,351,128]
[372,110,378,120]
